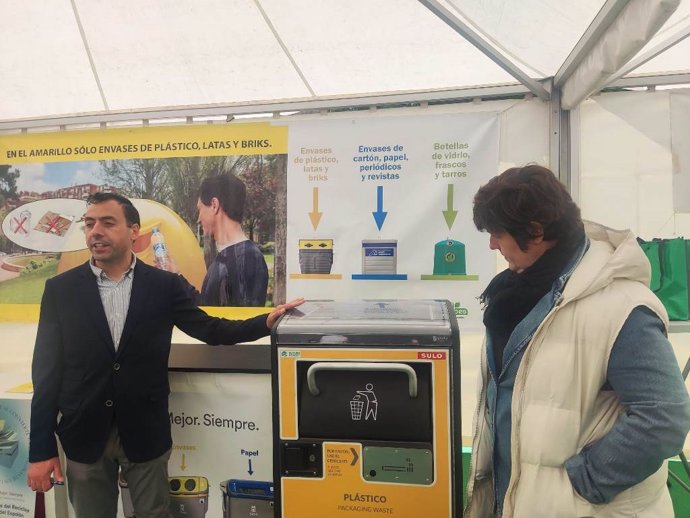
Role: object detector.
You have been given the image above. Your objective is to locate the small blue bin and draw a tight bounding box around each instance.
[220,479,274,518]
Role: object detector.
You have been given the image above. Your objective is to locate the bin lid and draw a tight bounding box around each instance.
[220,479,274,500]
[274,299,455,346]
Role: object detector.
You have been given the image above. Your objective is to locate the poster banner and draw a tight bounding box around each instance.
[0,123,288,316]
[285,112,499,332]
[166,372,272,518]
[0,391,33,518]
[0,112,499,329]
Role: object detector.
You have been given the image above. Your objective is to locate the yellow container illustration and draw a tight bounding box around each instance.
[169,476,209,518]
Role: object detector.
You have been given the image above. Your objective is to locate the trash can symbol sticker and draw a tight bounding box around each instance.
[350,383,378,421]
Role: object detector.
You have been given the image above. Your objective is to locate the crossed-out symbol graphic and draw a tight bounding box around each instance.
[46,216,60,232]
[10,211,30,235]
[43,214,62,234]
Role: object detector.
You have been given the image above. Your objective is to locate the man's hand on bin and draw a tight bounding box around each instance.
[267,298,305,328]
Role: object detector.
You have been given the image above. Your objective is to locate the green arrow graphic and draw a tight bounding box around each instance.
[443,184,458,230]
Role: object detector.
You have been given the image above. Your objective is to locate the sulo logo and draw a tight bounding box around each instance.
[417,352,446,360]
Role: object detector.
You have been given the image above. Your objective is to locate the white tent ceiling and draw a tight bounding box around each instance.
[1,0,689,127]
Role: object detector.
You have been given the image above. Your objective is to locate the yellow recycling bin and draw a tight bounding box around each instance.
[271,299,462,518]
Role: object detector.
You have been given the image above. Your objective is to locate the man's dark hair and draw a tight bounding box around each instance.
[86,192,141,227]
[198,173,246,224]
[473,164,583,251]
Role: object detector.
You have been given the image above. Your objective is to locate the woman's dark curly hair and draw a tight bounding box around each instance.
[473,164,583,251]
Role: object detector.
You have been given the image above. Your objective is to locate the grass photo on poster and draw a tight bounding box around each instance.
[0,258,58,303]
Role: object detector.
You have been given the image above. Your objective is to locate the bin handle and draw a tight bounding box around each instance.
[306,362,417,398]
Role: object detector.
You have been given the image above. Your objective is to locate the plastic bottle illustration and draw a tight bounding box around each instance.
[151,226,170,269]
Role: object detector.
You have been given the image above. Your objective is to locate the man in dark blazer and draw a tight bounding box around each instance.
[26,192,302,518]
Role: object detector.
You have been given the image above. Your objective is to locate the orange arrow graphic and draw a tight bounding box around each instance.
[309,187,323,230]
[350,447,359,466]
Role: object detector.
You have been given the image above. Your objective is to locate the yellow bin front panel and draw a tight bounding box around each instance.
[278,347,453,518]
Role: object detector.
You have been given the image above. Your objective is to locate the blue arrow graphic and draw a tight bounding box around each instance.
[372,185,388,231]
[247,459,254,475]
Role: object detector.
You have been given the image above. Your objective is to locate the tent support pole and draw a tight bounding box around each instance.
[549,84,573,192]
[418,0,550,101]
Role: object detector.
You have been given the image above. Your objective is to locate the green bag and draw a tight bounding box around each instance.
[639,238,690,320]
[638,239,661,291]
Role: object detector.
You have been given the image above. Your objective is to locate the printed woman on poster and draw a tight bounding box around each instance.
[163,172,269,307]
[197,173,269,306]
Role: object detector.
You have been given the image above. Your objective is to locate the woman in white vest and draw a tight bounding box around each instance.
[465,165,690,518]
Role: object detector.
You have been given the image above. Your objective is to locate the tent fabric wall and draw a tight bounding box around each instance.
[578,88,690,239]
[1,0,689,125]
